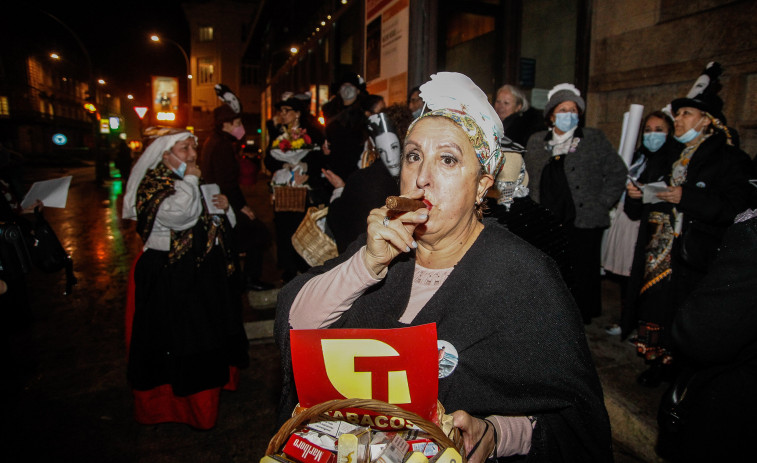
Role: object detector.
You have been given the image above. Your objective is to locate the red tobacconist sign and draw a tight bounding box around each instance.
[290,323,439,429]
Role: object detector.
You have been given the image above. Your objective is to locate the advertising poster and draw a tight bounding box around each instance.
[151,76,179,122]
[290,323,439,428]
[364,0,409,105]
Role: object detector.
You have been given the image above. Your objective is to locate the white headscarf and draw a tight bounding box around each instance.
[122,131,197,220]
[411,72,506,177]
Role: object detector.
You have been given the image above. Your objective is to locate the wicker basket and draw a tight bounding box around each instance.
[274,186,308,212]
[291,206,338,267]
[265,398,465,461]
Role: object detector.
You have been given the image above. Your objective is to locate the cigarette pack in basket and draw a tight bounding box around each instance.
[274,186,308,212]
[291,206,338,267]
[265,398,465,463]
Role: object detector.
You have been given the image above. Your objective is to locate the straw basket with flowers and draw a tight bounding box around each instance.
[270,127,320,212]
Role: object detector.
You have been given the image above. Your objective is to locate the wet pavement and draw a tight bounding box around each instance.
[2,163,667,462]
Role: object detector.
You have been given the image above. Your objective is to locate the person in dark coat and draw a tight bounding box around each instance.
[326,104,413,252]
[490,146,571,285]
[625,88,756,386]
[526,83,628,324]
[493,84,545,146]
[661,209,757,461]
[275,73,612,462]
[201,104,273,291]
[323,72,368,182]
[620,111,683,385]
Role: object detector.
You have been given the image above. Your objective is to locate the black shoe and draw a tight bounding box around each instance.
[245,280,275,291]
[637,364,664,388]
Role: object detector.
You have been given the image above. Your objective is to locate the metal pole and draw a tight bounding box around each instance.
[163,37,192,126]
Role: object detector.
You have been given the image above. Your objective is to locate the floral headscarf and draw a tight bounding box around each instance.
[409,72,506,177]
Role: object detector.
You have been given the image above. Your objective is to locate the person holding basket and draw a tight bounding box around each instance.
[275,73,611,462]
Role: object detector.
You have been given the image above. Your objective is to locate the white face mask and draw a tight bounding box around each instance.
[374,132,401,177]
[339,84,358,103]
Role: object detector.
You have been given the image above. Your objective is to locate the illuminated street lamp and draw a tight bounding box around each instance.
[50,52,60,60]
[98,79,106,85]
[150,34,192,80]
[127,94,134,100]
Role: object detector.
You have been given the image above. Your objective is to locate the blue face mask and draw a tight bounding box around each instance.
[643,132,667,152]
[674,117,705,144]
[554,112,579,132]
[169,152,187,178]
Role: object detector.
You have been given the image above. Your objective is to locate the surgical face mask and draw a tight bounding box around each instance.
[168,152,187,178]
[374,132,401,177]
[339,84,358,103]
[554,112,579,132]
[643,132,667,152]
[674,117,705,144]
[412,107,423,119]
[230,124,245,140]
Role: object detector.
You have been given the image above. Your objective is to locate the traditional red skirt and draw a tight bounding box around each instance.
[125,251,241,430]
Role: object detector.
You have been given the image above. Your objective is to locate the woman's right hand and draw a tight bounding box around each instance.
[626,182,642,199]
[185,163,201,178]
[363,191,429,275]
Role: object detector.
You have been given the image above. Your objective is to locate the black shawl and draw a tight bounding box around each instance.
[275,219,612,462]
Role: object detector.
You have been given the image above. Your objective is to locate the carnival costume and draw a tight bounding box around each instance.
[123,131,249,429]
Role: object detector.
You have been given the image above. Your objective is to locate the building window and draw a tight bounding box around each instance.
[0,96,9,116]
[198,58,215,84]
[198,26,214,42]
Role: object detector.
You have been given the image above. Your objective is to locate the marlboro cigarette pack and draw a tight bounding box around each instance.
[283,434,336,463]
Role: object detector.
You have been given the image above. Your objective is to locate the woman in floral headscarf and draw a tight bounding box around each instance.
[275,73,612,462]
[122,130,249,429]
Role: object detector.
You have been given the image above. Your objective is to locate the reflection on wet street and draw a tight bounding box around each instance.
[5,164,280,462]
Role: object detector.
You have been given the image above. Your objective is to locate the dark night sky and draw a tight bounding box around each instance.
[8,1,192,101]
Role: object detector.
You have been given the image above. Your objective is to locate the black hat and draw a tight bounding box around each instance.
[338,71,366,91]
[671,62,726,122]
[671,93,725,122]
[274,97,306,114]
[213,104,239,125]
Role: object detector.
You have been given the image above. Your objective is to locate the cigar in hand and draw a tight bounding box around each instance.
[385,196,430,212]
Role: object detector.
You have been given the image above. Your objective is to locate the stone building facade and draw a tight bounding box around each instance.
[587,0,757,156]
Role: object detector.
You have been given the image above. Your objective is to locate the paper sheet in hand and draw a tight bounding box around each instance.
[21,175,72,209]
[200,184,225,214]
[642,181,668,204]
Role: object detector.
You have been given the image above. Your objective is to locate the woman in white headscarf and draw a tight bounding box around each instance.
[276,73,612,462]
[122,129,249,429]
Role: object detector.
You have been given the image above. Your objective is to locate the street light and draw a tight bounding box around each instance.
[50,52,60,60]
[150,33,192,125]
[150,34,192,80]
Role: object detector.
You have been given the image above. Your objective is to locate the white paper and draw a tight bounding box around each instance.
[642,181,668,204]
[21,175,72,209]
[619,104,644,167]
[200,184,225,214]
